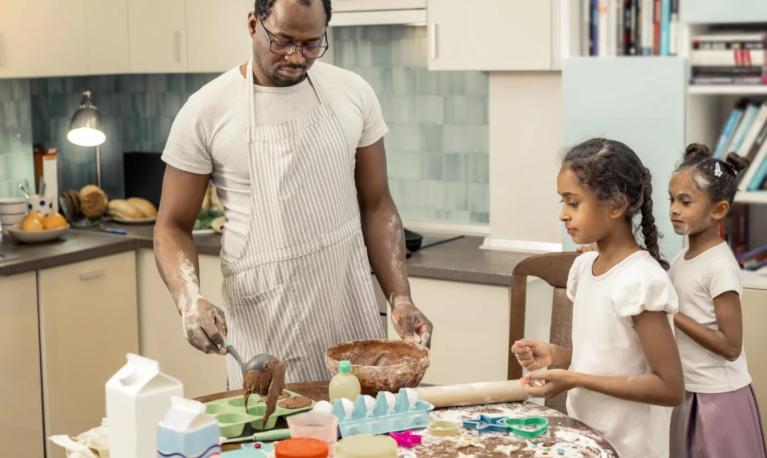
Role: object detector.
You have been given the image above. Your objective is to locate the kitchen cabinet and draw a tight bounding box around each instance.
[743,287,767,440]
[38,252,138,458]
[83,0,130,75]
[333,0,426,12]
[137,249,227,399]
[186,0,252,73]
[388,277,511,385]
[426,0,553,71]
[0,0,88,78]
[0,272,44,457]
[681,0,767,24]
[127,0,188,73]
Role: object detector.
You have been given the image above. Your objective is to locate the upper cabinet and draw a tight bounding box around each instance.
[681,0,767,24]
[330,0,426,26]
[426,0,553,71]
[84,0,130,75]
[0,0,88,78]
[127,0,188,73]
[186,0,252,73]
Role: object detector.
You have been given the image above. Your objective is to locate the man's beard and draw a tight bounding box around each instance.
[270,64,308,87]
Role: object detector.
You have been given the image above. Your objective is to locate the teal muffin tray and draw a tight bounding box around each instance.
[205,390,315,438]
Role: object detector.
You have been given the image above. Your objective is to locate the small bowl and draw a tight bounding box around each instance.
[325,340,430,395]
[0,212,25,226]
[0,198,27,215]
[7,225,69,243]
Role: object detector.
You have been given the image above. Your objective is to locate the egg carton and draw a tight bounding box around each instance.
[331,390,434,438]
[204,390,314,438]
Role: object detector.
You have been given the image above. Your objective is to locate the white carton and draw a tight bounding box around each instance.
[106,354,183,458]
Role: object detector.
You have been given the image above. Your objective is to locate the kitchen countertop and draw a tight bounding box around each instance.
[0,223,527,286]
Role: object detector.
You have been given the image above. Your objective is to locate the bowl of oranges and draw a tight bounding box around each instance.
[7,211,69,243]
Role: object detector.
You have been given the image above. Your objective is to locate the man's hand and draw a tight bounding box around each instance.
[511,339,553,371]
[390,296,433,348]
[181,297,228,355]
[521,369,578,398]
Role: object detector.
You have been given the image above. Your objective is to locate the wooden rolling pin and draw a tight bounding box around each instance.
[415,380,529,408]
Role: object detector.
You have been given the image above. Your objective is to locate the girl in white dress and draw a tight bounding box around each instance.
[512,138,684,458]
[668,144,766,458]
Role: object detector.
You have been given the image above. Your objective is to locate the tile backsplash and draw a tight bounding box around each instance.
[0,79,34,198]
[333,26,489,224]
[0,25,489,224]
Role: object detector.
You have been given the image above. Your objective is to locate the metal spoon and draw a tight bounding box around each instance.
[225,341,285,423]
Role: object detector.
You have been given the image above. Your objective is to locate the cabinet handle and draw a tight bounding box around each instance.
[428,23,438,60]
[173,30,182,64]
[79,269,106,281]
[0,34,5,67]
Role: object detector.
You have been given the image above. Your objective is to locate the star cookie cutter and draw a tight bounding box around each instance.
[462,414,509,433]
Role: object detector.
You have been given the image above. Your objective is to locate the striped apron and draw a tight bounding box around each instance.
[220,56,384,386]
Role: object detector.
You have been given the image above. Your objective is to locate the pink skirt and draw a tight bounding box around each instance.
[670,384,767,458]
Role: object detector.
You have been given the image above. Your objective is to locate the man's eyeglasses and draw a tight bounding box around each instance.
[257,17,329,59]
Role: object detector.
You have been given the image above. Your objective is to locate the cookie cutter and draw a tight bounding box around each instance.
[389,431,422,448]
[427,420,460,436]
[462,414,509,433]
[505,416,549,439]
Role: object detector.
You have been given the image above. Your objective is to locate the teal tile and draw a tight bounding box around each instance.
[443,125,488,154]
[392,68,417,95]
[470,212,489,224]
[468,183,489,213]
[443,153,464,181]
[390,96,417,123]
[465,71,489,96]
[415,95,443,124]
[420,152,443,180]
[420,124,443,152]
[466,153,489,184]
[445,95,488,125]
[387,123,420,152]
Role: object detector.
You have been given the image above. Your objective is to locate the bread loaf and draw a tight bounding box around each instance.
[126,197,157,218]
[107,199,143,219]
[79,185,108,219]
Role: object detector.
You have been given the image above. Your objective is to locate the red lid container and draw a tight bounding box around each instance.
[275,438,329,458]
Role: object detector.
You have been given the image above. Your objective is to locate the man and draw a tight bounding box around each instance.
[154,0,433,385]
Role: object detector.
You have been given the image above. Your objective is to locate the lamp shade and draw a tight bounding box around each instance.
[67,90,106,147]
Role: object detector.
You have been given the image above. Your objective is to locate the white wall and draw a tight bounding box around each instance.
[488,72,563,248]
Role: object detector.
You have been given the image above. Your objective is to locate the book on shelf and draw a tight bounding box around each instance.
[736,102,767,159]
[714,102,746,157]
[583,0,677,57]
[727,103,760,156]
[690,30,767,86]
[736,244,767,271]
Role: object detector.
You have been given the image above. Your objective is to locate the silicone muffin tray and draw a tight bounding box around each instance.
[204,390,315,438]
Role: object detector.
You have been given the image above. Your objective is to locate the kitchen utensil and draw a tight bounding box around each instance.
[221,429,291,445]
[505,416,549,439]
[18,184,30,199]
[225,342,277,379]
[205,390,314,439]
[414,380,529,408]
[325,340,430,395]
[462,414,509,434]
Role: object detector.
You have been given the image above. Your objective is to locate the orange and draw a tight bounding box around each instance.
[26,211,44,223]
[43,213,68,230]
[20,216,44,232]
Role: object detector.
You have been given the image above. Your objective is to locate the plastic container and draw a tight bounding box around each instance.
[329,360,361,403]
[335,435,397,458]
[106,354,183,458]
[275,438,329,458]
[156,396,220,457]
[331,389,433,438]
[286,412,338,449]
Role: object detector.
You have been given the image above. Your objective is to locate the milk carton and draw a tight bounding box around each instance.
[106,354,183,458]
[157,397,221,457]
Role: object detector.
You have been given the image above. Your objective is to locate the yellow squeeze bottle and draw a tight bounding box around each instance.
[329,360,361,402]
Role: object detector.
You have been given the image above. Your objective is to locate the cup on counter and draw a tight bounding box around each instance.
[286,412,338,454]
[0,197,28,234]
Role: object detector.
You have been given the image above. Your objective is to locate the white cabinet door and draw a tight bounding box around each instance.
[128,0,187,73]
[333,0,426,12]
[137,250,227,398]
[426,0,552,71]
[84,0,130,74]
[0,0,87,78]
[186,0,252,73]
[743,288,767,441]
[0,272,44,457]
[38,252,139,458]
[388,278,510,385]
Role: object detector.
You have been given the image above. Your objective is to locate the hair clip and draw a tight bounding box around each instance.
[714,162,723,178]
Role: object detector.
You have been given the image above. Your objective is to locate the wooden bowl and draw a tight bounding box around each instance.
[325,340,430,395]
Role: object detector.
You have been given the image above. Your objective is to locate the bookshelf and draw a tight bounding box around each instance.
[559,1,767,289]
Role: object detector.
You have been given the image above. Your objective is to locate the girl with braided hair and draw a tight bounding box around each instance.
[668,144,766,458]
[511,138,684,457]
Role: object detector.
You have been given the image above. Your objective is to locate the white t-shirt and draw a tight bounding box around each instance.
[567,250,678,458]
[161,61,388,261]
[669,242,751,394]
